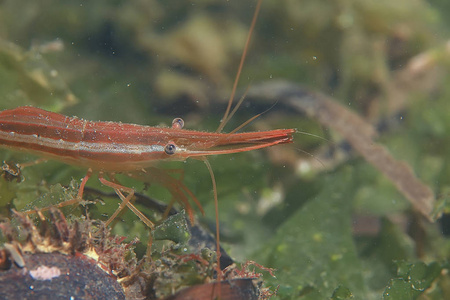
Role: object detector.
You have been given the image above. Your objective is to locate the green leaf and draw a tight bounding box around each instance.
[383,261,442,300]
[152,211,190,244]
[331,285,354,300]
[256,169,367,299]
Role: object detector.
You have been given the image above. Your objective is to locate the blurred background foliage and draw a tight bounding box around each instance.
[1,0,450,299]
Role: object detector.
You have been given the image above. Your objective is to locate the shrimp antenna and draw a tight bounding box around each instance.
[220,85,251,131]
[216,0,263,133]
[229,100,278,134]
[295,147,325,169]
[293,131,335,169]
[199,156,222,281]
[295,130,331,143]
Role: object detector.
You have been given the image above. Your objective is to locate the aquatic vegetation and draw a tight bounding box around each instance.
[1,0,450,299]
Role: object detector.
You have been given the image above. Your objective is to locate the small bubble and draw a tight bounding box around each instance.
[269,74,273,79]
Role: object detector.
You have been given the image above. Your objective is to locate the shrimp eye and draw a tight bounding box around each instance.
[164,143,177,155]
[172,118,184,129]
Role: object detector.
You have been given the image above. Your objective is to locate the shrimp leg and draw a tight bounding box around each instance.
[22,169,93,215]
[99,173,154,229]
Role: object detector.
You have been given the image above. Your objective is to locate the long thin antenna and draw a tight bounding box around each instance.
[200,157,222,282]
[228,100,277,134]
[216,0,263,133]
[221,85,251,129]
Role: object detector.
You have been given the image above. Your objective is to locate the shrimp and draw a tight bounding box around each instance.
[0,0,293,284]
[0,105,293,223]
